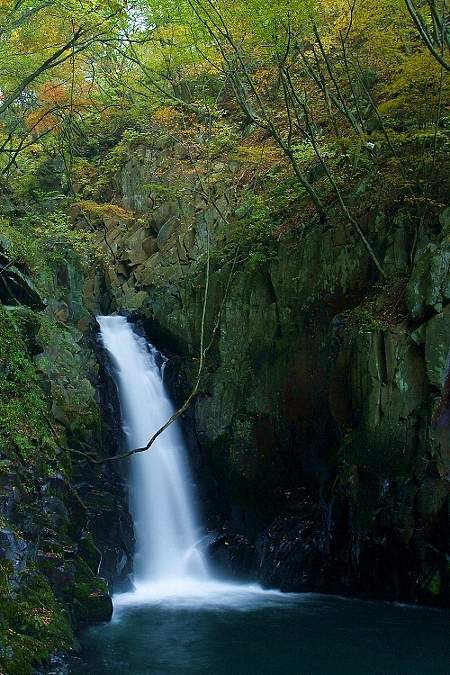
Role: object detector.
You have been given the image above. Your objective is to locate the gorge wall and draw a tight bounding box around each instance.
[0,237,133,674]
[1,126,449,674]
[1,2,450,672]
[85,134,450,607]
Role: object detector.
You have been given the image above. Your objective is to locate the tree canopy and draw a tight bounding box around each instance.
[0,0,448,269]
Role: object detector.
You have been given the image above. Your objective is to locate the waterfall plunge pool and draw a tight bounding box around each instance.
[71,589,450,674]
[86,317,450,674]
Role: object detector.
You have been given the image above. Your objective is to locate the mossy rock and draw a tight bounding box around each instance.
[72,585,113,625]
[0,567,73,675]
[72,559,113,625]
[78,532,102,574]
[0,255,45,309]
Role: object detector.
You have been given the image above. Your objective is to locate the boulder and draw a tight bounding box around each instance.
[0,251,45,308]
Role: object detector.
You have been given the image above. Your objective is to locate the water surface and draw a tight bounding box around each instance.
[71,589,450,675]
[89,316,450,675]
[91,318,450,675]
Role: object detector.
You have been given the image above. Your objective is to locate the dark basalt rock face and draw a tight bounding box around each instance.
[90,334,135,593]
[87,138,449,608]
[0,244,45,310]
[206,529,256,581]
[0,246,135,674]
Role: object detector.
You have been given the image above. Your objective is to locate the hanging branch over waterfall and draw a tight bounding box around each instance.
[56,233,237,466]
[95,238,240,464]
[98,232,212,464]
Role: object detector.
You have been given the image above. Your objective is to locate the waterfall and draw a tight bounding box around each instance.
[97,315,208,585]
[98,315,285,610]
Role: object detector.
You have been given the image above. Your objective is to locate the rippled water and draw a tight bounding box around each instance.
[71,588,450,675]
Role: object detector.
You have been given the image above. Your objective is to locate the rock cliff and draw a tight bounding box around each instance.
[85,135,449,607]
[0,237,133,674]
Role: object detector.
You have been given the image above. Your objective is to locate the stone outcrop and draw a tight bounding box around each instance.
[0,242,44,309]
[0,242,133,674]
[85,136,449,607]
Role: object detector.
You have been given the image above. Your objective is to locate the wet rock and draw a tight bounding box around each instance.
[72,590,113,625]
[0,250,45,308]
[97,136,450,607]
[206,529,256,580]
[406,242,450,319]
[0,528,28,578]
[424,305,450,389]
[78,532,102,574]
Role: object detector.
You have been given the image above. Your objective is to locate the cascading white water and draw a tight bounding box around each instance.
[98,314,287,610]
[97,315,208,585]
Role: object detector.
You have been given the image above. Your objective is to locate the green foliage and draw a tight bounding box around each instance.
[226,171,314,265]
[343,302,387,334]
[0,563,72,675]
[0,305,55,463]
[233,194,278,265]
[208,123,240,157]
[1,211,97,275]
[73,130,157,202]
[342,277,408,335]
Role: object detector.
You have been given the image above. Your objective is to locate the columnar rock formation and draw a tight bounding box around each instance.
[80,137,449,606]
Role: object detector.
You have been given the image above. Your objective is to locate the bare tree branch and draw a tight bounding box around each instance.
[405,0,450,71]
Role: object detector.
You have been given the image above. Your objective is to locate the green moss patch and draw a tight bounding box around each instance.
[0,563,73,675]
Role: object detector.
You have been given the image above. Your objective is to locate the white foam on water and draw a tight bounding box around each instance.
[113,578,296,614]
